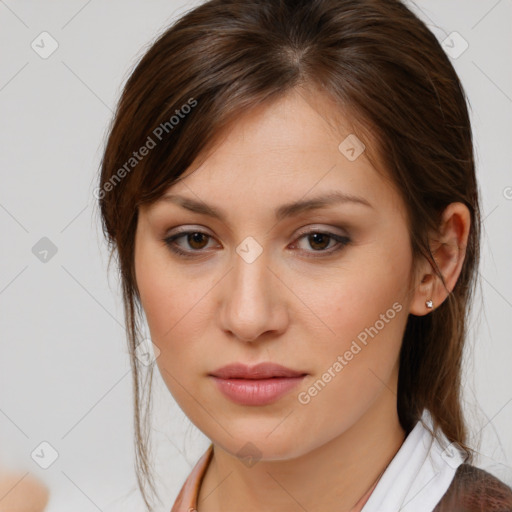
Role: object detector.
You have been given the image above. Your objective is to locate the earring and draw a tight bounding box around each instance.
[425,299,433,309]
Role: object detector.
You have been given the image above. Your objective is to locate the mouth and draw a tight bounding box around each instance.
[208,362,308,406]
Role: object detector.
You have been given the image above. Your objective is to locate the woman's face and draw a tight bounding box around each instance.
[134,88,418,460]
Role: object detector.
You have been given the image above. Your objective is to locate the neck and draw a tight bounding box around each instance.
[197,392,406,512]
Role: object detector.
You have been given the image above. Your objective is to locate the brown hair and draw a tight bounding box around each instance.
[96,0,481,509]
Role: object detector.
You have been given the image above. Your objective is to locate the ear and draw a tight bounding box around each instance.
[409,202,471,316]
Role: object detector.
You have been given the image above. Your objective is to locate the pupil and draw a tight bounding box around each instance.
[189,233,207,249]
[310,233,328,250]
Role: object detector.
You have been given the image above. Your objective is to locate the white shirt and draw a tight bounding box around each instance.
[361,409,467,512]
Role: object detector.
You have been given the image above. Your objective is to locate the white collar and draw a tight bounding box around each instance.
[361,409,467,512]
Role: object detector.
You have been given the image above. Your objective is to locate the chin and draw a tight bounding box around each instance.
[211,426,313,463]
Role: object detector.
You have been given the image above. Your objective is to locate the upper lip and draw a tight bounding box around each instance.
[209,362,307,379]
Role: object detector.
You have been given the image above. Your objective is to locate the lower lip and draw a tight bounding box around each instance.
[210,375,306,406]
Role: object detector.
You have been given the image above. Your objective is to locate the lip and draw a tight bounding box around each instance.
[209,362,307,406]
[209,362,307,379]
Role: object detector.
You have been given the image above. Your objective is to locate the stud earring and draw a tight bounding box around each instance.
[425,299,433,309]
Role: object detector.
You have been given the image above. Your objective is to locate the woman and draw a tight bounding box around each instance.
[97,0,512,510]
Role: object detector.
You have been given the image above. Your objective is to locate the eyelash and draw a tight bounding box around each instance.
[162,229,351,259]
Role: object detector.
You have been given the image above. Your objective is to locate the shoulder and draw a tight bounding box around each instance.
[433,463,512,512]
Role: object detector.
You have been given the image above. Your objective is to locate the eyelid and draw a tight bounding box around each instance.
[294,224,348,237]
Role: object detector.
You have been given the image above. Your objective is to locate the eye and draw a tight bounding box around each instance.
[163,230,217,258]
[162,228,351,259]
[290,230,351,257]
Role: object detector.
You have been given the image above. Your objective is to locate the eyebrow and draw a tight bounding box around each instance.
[156,191,373,222]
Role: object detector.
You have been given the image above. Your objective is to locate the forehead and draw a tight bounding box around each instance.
[145,89,405,222]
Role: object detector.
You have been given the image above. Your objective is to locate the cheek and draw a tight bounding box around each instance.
[292,267,409,439]
[304,235,411,345]
[293,229,412,402]
[135,240,181,347]
[134,242,213,375]
[135,251,208,414]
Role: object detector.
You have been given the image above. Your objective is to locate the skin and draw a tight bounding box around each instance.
[134,87,470,512]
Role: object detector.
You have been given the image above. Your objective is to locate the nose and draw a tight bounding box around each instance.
[218,247,288,343]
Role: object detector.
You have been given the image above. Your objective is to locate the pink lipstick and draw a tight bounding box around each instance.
[209,362,307,406]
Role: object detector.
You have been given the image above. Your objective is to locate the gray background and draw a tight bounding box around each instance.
[0,1,511,510]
